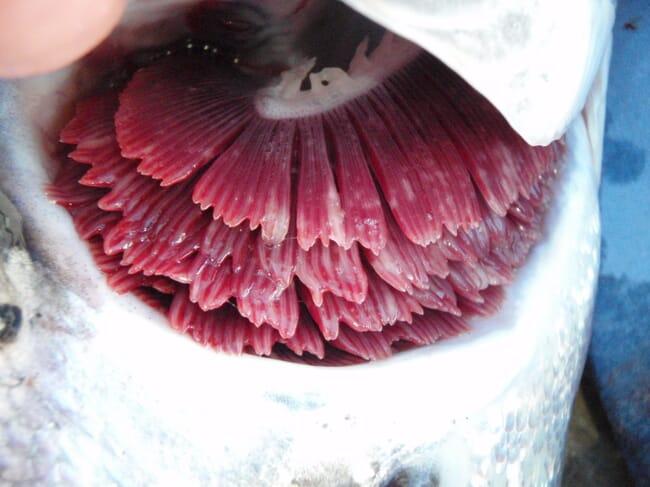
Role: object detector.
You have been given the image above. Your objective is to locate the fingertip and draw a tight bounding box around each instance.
[0,0,126,78]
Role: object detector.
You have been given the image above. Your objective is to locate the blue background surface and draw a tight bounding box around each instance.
[590,0,650,483]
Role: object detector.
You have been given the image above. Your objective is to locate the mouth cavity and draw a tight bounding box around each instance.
[46,0,564,365]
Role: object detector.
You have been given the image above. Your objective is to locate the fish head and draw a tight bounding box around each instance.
[0,1,612,485]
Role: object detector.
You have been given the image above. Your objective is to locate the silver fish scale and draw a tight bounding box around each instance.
[0,192,25,250]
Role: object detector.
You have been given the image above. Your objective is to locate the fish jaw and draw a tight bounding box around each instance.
[0,1,608,485]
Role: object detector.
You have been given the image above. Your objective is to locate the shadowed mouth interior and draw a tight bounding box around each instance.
[46,0,563,365]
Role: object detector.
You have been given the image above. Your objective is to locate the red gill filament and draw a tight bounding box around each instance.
[48,43,562,364]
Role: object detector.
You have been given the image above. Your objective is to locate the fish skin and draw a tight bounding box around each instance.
[0,1,608,484]
[339,0,616,147]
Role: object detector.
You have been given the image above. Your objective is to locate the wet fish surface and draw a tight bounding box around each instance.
[0,0,612,485]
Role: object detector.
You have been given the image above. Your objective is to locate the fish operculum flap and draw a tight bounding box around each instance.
[0,0,609,485]
[341,0,616,148]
